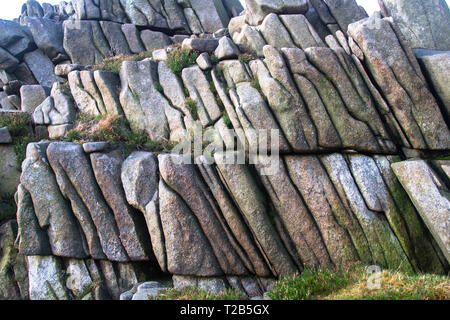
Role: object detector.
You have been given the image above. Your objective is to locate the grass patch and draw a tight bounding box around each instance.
[91,51,153,73]
[155,286,244,300]
[154,81,163,93]
[0,112,31,136]
[185,98,198,120]
[167,47,199,74]
[238,53,256,64]
[269,266,450,300]
[65,113,175,154]
[223,110,232,128]
[0,112,37,170]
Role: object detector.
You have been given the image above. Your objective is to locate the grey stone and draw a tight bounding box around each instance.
[182,38,219,53]
[27,255,69,300]
[348,17,450,150]
[121,24,145,54]
[196,53,212,70]
[121,151,167,271]
[21,142,87,258]
[23,17,65,59]
[100,21,132,56]
[232,24,266,57]
[0,145,20,196]
[47,142,128,262]
[13,63,38,84]
[140,30,171,51]
[324,0,367,33]
[23,49,57,89]
[183,8,204,34]
[48,124,73,139]
[20,85,47,114]
[279,14,325,49]
[190,0,230,33]
[215,36,240,60]
[90,150,152,261]
[0,19,35,56]
[152,49,168,62]
[159,178,222,276]
[159,153,248,276]
[0,48,19,72]
[83,142,109,153]
[259,13,295,49]
[222,0,244,17]
[119,59,169,142]
[63,20,112,65]
[120,0,168,29]
[0,127,12,144]
[182,65,222,126]
[244,0,309,25]
[380,0,450,51]
[392,160,450,264]
[214,153,297,277]
[15,184,52,256]
[414,49,450,118]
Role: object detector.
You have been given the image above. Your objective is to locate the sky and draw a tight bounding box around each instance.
[0,0,449,20]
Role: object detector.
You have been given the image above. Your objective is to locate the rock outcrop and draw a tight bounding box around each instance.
[1,0,449,300]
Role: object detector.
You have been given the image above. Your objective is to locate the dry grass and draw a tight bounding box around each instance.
[269,266,450,300]
[155,286,244,300]
[90,51,154,73]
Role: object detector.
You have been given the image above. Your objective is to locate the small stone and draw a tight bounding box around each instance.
[0,127,12,144]
[214,36,240,60]
[82,142,109,153]
[182,38,219,53]
[48,123,73,139]
[54,64,84,77]
[196,53,212,70]
[152,49,168,62]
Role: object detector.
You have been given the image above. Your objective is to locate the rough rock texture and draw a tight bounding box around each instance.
[392,160,450,264]
[348,17,450,150]
[245,0,309,25]
[380,0,450,51]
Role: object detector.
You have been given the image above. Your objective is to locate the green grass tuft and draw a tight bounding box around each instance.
[185,98,198,120]
[167,47,200,74]
[155,286,244,300]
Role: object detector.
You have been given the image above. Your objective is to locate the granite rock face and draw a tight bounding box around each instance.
[2,0,450,301]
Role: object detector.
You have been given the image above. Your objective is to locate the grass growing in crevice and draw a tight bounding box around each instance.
[222,110,232,128]
[64,113,175,154]
[269,266,450,300]
[0,112,36,170]
[167,47,200,74]
[184,98,198,121]
[90,51,154,74]
[155,286,244,300]
[238,53,257,64]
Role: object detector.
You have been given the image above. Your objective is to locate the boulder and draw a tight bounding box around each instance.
[90,150,152,261]
[121,24,145,54]
[21,142,88,258]
[15,184,52,256]
[348,17,450,150]
[121,151,166,271]
[196,52,212,70]
[119,59,169,142]
[20,85,47,114]
[0,48,19,72]
[46,142,128,262]
[259,13,295,49]
[414,49,450,118]
[182,38,219,53]
[323,0,367,33]
[22,17,65,59]
[27,255,69,300]
[159,178,222,276]
[392,160,450,264]
[380,0,450,51]
[0,145,20,197]
[189,0,230,33]
[63,20,112,65]
[215,36,240,60]
[279,14,325,49]
[23,49,57,89]
[159,154,248,275]
[244,0,309,25]
[0,19,35,57]
[100,21,132,56]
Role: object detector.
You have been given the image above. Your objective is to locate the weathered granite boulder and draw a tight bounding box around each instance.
[0,19,35,57]
[22,17,65,60]
[392,160,450,264]
[380,0,450,51]
[245,0,309,25]
[23,49,58,89]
